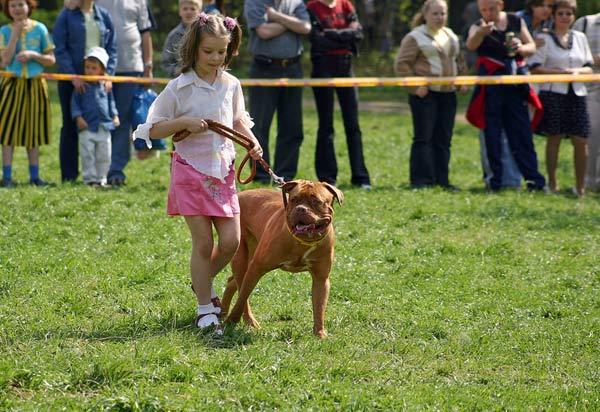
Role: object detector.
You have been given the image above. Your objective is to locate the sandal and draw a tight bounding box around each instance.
[194,312,223,335]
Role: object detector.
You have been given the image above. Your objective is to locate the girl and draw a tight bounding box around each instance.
[529,0,594,197]
[133,13,263,332]
[0,0,55,187]
[395,0,466,189]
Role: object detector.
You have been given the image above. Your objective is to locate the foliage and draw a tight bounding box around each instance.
[1,83,600,409]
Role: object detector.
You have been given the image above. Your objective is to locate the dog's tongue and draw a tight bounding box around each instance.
[295,223,315,234]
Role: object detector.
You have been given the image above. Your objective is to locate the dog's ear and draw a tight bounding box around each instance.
[322,183,344,206]
[280,181,299,209]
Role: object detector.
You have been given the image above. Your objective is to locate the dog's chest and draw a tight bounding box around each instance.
[279,245,319,272]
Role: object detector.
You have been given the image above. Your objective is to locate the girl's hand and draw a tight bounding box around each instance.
[16,50,36,63]
[11,21,26,35]
[249,143,263,160]
[104,80,113,94]
[184,117,209,134]
[415,86,429,98]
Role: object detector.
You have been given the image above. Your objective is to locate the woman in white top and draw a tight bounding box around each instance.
[529,0,594,197]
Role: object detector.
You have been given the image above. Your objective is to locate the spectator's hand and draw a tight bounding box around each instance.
[104,80,112,94]
[477,21,494,37]
[183,117,209,134]
[76,116,88,131]
[458,85,469,95]
[265,6,279,22]
[249,142,263,160]
[143,66,153,79]
[11,20,26,36]
[72,78,87,93]
[415,86,429,98]
[113,116,120,128]
[534,36,545,48]
[64,0,79,9]
[16,50,36,63]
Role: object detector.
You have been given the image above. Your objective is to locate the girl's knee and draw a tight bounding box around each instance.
[219,235,240,256]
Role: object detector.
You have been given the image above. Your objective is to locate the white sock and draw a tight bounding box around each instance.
[197,303,215,315]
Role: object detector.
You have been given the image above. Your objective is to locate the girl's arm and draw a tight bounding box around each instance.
[149,117,208,139]
[1,22,24,67]
[233,119,263,160]
[16,50,55,66]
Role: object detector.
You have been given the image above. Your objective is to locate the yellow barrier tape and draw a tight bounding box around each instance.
[1,70,600,87]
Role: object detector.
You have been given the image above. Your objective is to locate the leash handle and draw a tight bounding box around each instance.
[172,120,285,185]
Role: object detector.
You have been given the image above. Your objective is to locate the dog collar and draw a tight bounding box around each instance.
[286,223,327,246]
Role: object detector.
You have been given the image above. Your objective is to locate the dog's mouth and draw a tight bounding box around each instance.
[292,216,331,238]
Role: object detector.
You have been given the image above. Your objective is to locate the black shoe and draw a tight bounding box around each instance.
[108,176,125,186]
[0,178,15,188]
[30,178,49,187]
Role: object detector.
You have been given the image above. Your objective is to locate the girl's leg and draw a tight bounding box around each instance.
[26,146,42,184]
[571,136,588,197]
[2,145,14,183]
[210,215,241,279]
[545,136,562,193]
[184,215,215,306]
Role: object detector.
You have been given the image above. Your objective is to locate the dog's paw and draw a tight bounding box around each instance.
[314,329,328,339]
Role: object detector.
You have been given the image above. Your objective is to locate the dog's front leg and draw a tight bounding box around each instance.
[225,262,266,325]
[310,271,330,339]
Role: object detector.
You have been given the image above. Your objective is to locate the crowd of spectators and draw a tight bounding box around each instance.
[0,0,598,197]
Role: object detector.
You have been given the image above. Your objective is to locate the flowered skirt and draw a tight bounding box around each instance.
[537,89,590,138]
[167,152,240,217]
[0,77,51,148]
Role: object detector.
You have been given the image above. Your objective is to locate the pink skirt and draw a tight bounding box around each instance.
[167,152,240,217]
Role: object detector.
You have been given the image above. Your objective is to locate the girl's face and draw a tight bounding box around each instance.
[180,2,201,26]
[554,6,575,30]
[424,2,448,30]
[195,34,229,78]
[532,1,553,21]
[84,58,104,76]
[8,0,30,21]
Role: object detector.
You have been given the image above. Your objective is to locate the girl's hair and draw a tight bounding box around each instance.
[411,0,447,29]
[553,0,576,14]
[2,0,37,20]
[179,12,242,74]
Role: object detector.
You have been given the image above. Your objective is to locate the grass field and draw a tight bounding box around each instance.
[1,83,599,410]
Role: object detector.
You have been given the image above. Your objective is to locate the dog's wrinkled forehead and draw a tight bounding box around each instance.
[288,181,331,203]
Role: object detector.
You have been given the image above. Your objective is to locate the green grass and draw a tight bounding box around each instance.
[1,83,599,410]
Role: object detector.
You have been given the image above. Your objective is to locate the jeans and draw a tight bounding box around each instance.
[483,85,545,191]
[408,91,457,187]
[248,60,304,182]
[108,72,142,182]
[311,54,370,186]
[479,130,522,188]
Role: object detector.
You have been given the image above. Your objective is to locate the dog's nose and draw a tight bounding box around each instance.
[296,205,309,214]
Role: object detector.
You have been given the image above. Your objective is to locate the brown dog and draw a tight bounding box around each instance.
[221,180,343,338]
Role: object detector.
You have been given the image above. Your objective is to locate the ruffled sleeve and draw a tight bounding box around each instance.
[132,86,177,149]
[232,80,254,129]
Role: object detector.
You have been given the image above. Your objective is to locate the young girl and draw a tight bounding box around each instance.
[133,12,262,332]
[0,0,55,187]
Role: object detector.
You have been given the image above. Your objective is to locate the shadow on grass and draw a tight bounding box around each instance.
[29,313,256,349]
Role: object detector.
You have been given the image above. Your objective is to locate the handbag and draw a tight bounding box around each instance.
[132,87,167,151]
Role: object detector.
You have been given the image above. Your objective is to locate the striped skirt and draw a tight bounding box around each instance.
[0,77,51,148]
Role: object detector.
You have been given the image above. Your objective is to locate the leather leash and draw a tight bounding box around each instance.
[172,120,285,186]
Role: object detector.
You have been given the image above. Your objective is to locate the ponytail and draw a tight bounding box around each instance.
[411,12,426,29]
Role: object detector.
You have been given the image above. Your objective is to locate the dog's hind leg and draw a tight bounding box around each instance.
[220,275,237,317]
[225,260,267,325]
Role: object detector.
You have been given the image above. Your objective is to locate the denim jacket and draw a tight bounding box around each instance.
[71,83,118,132]
[53,4,117,75]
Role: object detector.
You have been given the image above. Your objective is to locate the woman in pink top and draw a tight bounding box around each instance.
[133,13,262,333]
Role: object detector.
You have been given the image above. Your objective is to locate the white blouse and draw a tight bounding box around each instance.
[133,69,254,181]
[528,30,594,96]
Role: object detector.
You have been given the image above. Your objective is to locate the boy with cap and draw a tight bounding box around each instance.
[71,47,119,186]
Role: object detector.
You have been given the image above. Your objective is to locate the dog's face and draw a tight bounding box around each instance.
[281,180,343,242]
